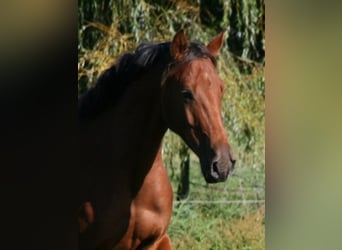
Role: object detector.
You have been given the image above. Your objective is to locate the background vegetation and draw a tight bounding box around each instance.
[78,0,264,249]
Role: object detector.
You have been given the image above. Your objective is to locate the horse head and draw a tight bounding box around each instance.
[161,30,236,183]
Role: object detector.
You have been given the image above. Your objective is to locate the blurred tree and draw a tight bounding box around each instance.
[177,142,190,200]
[200,0,224,31]
[199,0,265,64]
[78,0,114,50]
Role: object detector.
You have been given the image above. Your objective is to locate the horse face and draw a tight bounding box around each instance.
[161,31,236,183]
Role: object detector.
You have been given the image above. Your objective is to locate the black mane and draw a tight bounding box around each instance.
[78,41,215,122]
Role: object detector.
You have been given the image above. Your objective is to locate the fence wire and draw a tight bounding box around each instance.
[174,199,265,205]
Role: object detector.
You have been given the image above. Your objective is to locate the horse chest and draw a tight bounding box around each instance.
[115,199,171,249]
[114,163,173,249]
[134,206,166,245]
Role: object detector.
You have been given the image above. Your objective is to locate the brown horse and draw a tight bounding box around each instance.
[79,30,236,250]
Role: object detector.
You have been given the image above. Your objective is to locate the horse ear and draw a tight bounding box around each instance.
[171,30,188,61]
[207,31,226,57]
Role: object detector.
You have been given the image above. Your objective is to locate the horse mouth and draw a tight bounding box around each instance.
[202,165,230,183]
[203,172,228,183]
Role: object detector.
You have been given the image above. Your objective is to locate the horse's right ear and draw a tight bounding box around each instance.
[207,31,226,57]
[171,30,188,61]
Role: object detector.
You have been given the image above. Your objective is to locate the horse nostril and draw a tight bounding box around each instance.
[230,158,236,169]
[212,161,219,175]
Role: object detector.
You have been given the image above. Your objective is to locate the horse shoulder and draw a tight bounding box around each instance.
[116,159,173,249]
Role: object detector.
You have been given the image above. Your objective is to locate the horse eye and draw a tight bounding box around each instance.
[181,89,194,101]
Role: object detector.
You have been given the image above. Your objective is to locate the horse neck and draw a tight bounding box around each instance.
[114,68,168,188]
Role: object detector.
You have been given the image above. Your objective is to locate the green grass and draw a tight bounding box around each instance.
[165,152,264,249]
[169,203,265,250]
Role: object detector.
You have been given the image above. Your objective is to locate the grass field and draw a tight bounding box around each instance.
[169,202,264,250]
[166,154,265,249]
[164,132,265,250]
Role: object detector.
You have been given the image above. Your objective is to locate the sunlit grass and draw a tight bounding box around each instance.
[169,204,265,250]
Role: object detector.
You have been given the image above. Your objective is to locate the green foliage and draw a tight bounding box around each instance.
[78,0,265,61]
[78,0,264,249]
[169,203,265,250]
[78,0,265,92]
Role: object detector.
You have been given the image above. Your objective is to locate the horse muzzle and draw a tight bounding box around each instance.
[201,151,236,183]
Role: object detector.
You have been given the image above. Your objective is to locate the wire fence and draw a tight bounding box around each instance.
[174,199,265,205]
[173,183,265,206]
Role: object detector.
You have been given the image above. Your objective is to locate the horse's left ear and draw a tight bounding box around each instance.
[207,31,226,57]
[171,30,188,61]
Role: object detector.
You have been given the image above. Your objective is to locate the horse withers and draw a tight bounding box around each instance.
[79,30,236,250]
